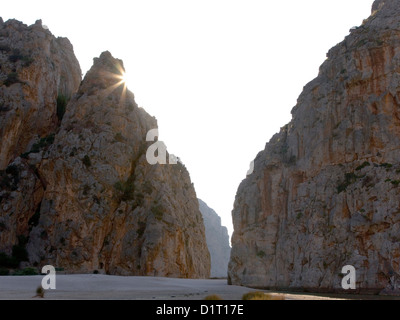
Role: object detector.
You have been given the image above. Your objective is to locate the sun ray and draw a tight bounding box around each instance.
[98,64,130,107]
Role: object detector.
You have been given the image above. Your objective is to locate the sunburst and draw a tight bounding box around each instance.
[101,62,130,106]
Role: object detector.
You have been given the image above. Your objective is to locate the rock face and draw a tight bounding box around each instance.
[199,199,231,278]
[0,19,81,170]
[229,0,400,294]
[0,20,210,278]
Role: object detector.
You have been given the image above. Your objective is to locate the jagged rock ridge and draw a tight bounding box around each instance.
[0,19,210,278]
[199,199,231,278]
[229,0,400,295]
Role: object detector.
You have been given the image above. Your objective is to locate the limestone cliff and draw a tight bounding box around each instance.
[0,19,81,170]
[229,0,400,294]
[199,199,231,278]
[0,20,210,278]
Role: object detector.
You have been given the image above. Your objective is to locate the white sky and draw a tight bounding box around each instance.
[2,0,374,240]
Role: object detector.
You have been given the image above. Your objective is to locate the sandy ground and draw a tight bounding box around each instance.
[2,274,396,300]
[0,275,253,300]
[0,274,350,300]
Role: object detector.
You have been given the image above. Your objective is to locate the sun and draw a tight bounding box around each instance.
[115,71,129,88]
[120,72,129,86]
[102,64,133,105]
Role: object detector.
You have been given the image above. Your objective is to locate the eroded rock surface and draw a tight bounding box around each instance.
[229,0,400,294]
[0,21,210,278]
[0,19,81,170]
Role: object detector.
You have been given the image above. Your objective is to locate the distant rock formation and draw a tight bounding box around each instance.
[229,0,400,295]
[199,199,231,278]
[0,19,210,278]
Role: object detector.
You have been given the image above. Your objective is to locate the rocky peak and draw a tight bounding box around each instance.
[0,17,81,170]
[371,0,386,14]
[0,29,210,278]
[80,51,125,93]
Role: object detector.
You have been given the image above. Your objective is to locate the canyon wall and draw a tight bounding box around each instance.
[229,0,400,294]
[0,20,210,278]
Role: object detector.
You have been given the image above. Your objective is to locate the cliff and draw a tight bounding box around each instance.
[229,0,400,294]
[0,20,210,278]
[0,19,81,170]
[199,199,231,278]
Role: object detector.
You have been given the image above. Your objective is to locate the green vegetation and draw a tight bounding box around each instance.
[56,94,69,122]
[242,292,285,301]
[337,172,362,193]
[391,180,400,186]
[8,49,34,67]
[8,49,24,63]
[21,134,55,158]
[69,147,78,157]
[114,177,135,202]
[4,72,21,87]
[0,253,18,269]
[92,195,100,204]
[0,45,11,52]
[127,102,135,112]
[12,267,38,276]
[137,222,146,238]
[356,161,371,171]
[114,132,125,143]
[256,250,266,258]
[0,102,10,112]
[0,268,9,276]
[22,56,34,67]
[288,155,297,166]
[380,163,393,168]
[134,192,145,207]
[12,244,28,263]
[35,286,45,298]
[82,184,91,196]
[82,155,92,168]
[0,235,29,272]
[28,204,41,230]
[40,231,48,240]
[5,164,18,176]
[151,204,164,221]
[31,135,55,154]
[280,144,289,155]
[0,164,20,191]
[355,39,368,48]
[142,181,153,195]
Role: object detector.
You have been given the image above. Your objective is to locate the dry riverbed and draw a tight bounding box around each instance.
[0,275,396,300]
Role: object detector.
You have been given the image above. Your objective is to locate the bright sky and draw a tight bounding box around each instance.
[3,0,374,240]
